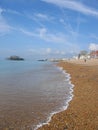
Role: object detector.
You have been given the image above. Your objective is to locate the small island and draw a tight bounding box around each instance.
[7,56,24,61]
[38,59,47,62]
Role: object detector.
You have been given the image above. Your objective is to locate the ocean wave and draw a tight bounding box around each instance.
[34,66,74,130]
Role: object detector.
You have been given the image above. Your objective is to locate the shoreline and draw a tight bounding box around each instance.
[38,60,98,130]
[35,65,74,130]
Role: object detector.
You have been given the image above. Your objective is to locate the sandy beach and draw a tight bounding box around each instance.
[38,59,98,130]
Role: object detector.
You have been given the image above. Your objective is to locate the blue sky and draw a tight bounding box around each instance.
[0,0,98,59]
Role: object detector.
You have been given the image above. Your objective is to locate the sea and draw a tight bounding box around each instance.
[0,60,74,130]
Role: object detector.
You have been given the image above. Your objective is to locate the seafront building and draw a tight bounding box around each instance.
[73,50,98,60]
[90,50,98,58]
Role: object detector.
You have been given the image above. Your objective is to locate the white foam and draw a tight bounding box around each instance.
[34,66,74,130]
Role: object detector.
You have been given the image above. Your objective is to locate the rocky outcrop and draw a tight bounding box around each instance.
[7,56,24,61]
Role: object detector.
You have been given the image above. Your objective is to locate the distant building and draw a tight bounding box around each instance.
[73,56,78,60]
[90,50,98,58]
[77,50,90,60]
[77,54,90,60]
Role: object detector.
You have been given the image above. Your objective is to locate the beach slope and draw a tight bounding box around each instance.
[38,60,98,130]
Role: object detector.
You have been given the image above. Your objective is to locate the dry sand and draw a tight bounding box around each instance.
[38,59,98,130]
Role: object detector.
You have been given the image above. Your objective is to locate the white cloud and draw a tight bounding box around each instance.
[0,8,3,14]
[38,28,47,37]
[90,34,98,40]
[28,48,52,55]
[0,8,22,16]
[6,9,23,16]
[34,13,54,21]
[0,8,12,36]
[20,27,67,43]
[42,0,98,17]
[35,13,48,20]
[52,50,65,55]
[20,27,80,54]
[59,17,81,43]
[0,22,11,35]
[38,28,67,43]
[27,12,55,28]
[41,48,52,55]
[46,48,51,54]
[19,28,37,37]
[89,43,98,51]
[28,47,66,56]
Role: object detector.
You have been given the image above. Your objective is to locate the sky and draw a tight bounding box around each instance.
[0,0,98,59]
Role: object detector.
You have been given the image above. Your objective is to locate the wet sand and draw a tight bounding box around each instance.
[38,59,98,130]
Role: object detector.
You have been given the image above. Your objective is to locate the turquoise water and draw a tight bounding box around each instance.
[0,60,73,130]
[0,60,41,75]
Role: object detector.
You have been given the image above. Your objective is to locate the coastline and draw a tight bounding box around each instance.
[38,59,98,130]
[34,65,74,130]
